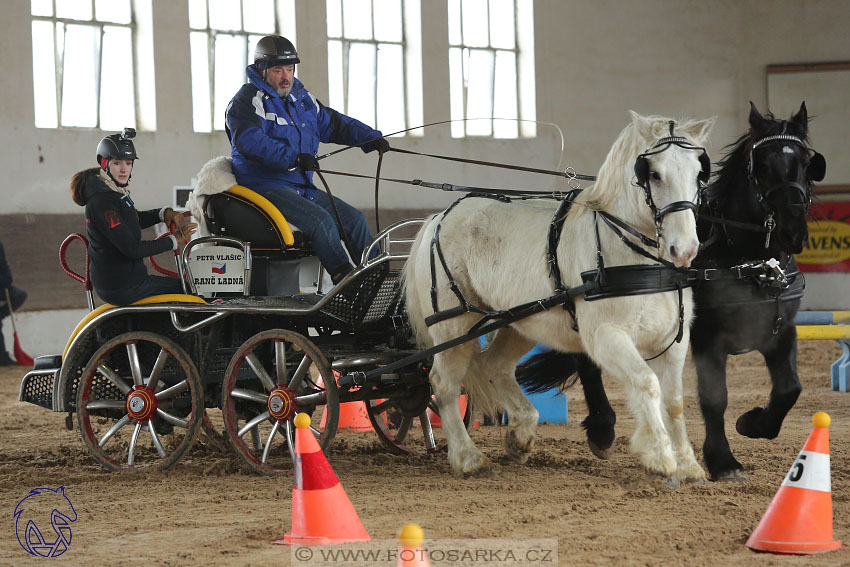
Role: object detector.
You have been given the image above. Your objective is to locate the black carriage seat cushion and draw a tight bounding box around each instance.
[204,185,311,252]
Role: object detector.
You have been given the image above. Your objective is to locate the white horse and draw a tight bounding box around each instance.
[403,111,715,481]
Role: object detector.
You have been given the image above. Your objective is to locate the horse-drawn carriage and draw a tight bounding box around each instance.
[18,105,824,485]
[18,166,470,476]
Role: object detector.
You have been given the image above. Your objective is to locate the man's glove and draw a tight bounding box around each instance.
[362,137,391,154]
[294,153,320,171]
[173,222,198,245]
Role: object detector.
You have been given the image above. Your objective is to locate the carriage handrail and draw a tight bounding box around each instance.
[59,233,95,311]
[361,218,426,263]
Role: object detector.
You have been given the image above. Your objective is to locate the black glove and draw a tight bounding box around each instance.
[294,153,320,171]
[362,137,391,154]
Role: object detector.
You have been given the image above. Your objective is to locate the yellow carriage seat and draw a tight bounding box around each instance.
[201,185,318,296]
[202,185,312,254]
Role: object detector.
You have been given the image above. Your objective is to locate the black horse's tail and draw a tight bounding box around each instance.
[515,350,584,393]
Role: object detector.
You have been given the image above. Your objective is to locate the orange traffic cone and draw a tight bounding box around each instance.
[427,395,469,428]
[273,413,371,546]
[746,412,841,555]
[320,401,374,431]
[397,523,431,566]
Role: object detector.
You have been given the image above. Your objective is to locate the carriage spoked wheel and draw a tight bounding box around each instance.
[75,331,204,472]
[221,329,338,476]
[365,385,473,455]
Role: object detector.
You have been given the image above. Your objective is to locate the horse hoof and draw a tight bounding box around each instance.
[736,407,781,439]
[712,469,749,482]
[457,453,493,477]
[648,474,680,491]
[505,429,535,463]
[587,440,611,460]
[676,456,707,482]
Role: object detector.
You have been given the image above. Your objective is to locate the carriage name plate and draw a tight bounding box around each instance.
[188,246,246,295]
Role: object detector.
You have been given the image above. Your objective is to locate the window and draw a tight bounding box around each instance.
[448,0,535,138]
[31,0,142,130]
[326,0,422,137]
[189,0,295,132]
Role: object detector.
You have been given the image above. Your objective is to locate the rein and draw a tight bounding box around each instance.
[388,147,598,182]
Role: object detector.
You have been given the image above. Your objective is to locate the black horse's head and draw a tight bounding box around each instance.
[703,101,826,255]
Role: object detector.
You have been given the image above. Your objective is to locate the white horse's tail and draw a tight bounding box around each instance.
[401,213,439,348]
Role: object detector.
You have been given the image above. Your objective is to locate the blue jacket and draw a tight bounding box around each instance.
[225,65,383,197]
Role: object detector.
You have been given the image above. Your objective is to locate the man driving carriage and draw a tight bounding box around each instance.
[225,35,390,285]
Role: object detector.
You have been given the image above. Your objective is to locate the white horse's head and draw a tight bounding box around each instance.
[589,112,715,268]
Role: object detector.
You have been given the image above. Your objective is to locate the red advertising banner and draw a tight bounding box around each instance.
[796,201,850,272]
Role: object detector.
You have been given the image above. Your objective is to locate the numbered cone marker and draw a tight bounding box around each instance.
[746,412,841,555]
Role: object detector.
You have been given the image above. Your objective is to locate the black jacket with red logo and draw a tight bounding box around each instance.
[81,171,173,296]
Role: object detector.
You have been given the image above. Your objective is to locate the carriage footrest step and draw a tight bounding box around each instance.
[19,368,59,410]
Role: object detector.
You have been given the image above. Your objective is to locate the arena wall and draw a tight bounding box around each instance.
[1,0,847,324]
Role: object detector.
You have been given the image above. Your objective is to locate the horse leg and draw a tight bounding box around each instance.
[576,355,616,459]
[430,344,492,476]
[478,329,538,463]
[737,326,802,439]
[585,325,677,479]
[693,345,744,481]
[652,339,705,482]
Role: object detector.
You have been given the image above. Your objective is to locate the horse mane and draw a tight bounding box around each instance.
[705,111,811,208]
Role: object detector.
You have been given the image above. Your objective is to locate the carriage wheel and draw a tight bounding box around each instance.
[365,387,472,455]
[221,329,338,476]
[76,332,203,472]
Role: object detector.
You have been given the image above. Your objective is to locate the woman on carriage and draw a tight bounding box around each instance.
[69,129,197,306]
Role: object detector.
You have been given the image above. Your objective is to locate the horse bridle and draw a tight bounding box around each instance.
[746,133,825,247]
[634,122,711,238]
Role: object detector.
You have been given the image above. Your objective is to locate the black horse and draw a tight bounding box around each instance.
[517,102,826,480]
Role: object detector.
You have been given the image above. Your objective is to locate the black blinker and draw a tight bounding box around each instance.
[698,152,711,184]
[808,152,826,182]
[634,156,649,185]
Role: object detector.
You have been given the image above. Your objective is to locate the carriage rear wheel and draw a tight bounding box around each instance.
[221,329,338,476]
[75,332,204,472]
[365,388,473,455]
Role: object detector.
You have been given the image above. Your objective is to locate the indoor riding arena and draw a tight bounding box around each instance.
[1,2,849,566]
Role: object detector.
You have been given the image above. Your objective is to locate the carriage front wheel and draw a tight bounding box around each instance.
[76,331,204,472]
[221,329,339,476]
[366,388,473,455]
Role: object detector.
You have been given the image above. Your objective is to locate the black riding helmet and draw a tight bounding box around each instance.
[254,35,300,70]
[96,128,137,187]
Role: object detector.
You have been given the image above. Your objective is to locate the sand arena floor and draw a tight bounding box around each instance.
[1,340,849,566]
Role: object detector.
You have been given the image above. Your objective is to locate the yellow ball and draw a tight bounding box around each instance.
[398,523,424,547]
[293,413,311,429]
[813,412,831,429]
